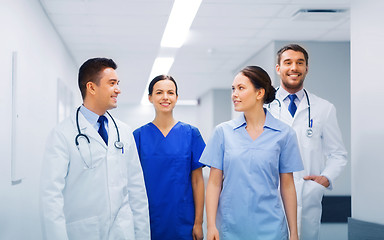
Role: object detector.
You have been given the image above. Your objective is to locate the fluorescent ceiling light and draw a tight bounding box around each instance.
[141,57,175,105]
[161,0,203,48]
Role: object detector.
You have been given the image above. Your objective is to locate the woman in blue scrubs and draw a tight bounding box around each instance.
[201,66,303,240]
[133,75,205,240]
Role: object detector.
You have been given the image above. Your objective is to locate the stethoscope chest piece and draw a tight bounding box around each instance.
[306,128,313,138]
[114,141,124,149]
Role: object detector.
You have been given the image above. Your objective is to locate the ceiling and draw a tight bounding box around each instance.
[39,0,351,105]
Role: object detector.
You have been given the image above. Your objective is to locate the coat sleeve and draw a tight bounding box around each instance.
[40,128,70,240]
[126,132,150,239]
[320,104,348,189]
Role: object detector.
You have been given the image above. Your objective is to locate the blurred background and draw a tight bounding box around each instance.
[0,0,383,239]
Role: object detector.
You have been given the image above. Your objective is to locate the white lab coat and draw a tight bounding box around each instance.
[40,109,150,240]
[267,88,347,240]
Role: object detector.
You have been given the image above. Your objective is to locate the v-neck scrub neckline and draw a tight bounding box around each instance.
[148,121,180,138]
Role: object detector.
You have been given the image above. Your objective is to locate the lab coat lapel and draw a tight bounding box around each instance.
[295,95,309,116]
[76,110,108,149]
[105,113,118,150]
[276,94,295,126]
[293,91,310,125]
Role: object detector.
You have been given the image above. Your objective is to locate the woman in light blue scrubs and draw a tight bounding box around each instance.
[133,75,205,240]
[201,66,303,240]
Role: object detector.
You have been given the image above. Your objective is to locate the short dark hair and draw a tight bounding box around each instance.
[276,44,309,65]
[78,58,117,99]
[148,75,178,96]
[239,66,276,104]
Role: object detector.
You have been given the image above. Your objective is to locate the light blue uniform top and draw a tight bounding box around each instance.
[199,110,303,240]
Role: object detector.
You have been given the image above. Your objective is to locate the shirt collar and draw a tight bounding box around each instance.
[277,87,305,102]
[233,109,282,132]
[79,105,106,130]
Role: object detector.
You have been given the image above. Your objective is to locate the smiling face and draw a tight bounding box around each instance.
[89,67,121,114]
[232,73,264,113]
[276,49,308,93]
[149,79,178,114]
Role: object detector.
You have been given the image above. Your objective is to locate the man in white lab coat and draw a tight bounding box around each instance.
[40,58,150,240]
[268,44,347,240]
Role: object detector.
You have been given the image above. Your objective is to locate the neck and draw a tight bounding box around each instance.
[243,105,266,128]
[152,111,177,130]
[83,100,106,116]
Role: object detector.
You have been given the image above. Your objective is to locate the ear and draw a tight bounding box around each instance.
[275,64,281,75]
[86,82,96,96]
[148,94,153,103]
[256,88,265,101]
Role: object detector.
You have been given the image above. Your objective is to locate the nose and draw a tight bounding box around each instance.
[232,89,238,98]
[115,85,121,94]
[291,62,298,71]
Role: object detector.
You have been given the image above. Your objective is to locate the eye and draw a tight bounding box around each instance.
[239,86,244,90]
[231,86,235,92]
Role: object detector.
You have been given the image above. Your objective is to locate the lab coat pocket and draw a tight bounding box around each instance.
[300,125,321,148]
[109,205,135,240]
[66,216,100,240]
[303,180,325,204]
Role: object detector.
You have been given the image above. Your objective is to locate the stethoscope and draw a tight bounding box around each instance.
[75,106,124,168]
[268,89,313,138]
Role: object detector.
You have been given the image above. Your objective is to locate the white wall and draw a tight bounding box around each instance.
[197,89,232,141]
[235,41,277,86]
[350,0,384,225]
[0,1,77,239]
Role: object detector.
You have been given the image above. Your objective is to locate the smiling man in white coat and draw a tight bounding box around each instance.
[267,44,347,240]
[40,58,150,240]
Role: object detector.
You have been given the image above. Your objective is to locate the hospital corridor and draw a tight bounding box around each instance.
[0,0,383,239]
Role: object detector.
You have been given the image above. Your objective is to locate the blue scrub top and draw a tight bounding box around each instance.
[133,121,205,240]
[199,110,303,240]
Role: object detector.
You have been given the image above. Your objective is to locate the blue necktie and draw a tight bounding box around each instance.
[288,94,297,117]
[97,116,108,145]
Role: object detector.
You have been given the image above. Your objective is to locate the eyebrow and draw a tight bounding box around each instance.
[283,58,305,62]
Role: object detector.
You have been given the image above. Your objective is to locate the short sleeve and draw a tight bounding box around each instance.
[199,125,225,170]
[279,128,304,173]
[191,127,206,170]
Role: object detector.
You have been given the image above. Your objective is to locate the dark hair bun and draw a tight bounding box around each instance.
[264,86,276,104]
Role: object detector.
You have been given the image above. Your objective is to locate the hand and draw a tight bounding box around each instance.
[192,223,204,240]
[207,226,220,240]
[303,175,330,188]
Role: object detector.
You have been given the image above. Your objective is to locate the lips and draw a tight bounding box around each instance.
[288,73,301,78]
[160,102,170,107]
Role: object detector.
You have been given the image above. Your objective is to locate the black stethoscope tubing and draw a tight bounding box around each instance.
[75,106,124,149]
[303,89,311,129]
